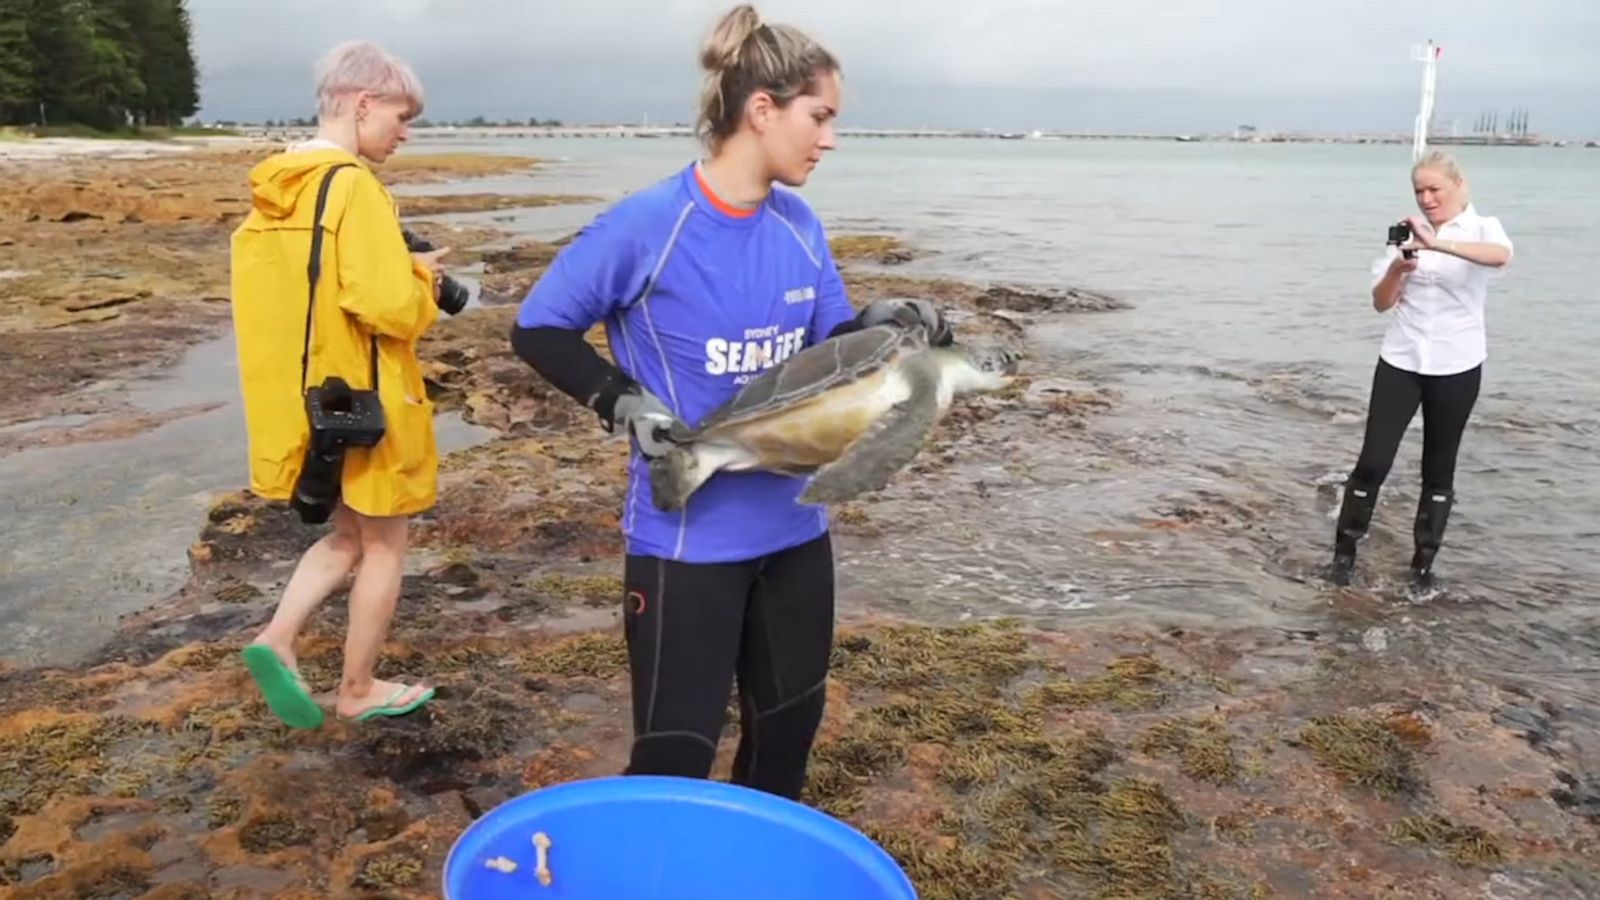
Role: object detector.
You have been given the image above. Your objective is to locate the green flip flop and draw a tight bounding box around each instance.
[342,684,436,722]
[240,643,325,730]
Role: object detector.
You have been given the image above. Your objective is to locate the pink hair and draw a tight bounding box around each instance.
[314,40,425,119]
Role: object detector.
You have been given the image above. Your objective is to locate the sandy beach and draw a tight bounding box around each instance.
[0,143,1595,899]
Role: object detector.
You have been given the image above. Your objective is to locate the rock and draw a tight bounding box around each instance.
[1552,771,1600,822]
[975,284,1129,314]
[460,785,516,820]
[828,234,914,265]
[481,241,560,272]
[360,803,410,842]
[1492,702,1561,756]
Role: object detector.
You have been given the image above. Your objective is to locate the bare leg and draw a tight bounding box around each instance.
[253,503,362,672]
[335,511,431,718]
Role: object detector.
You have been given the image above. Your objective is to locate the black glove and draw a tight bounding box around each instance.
[607,385,681,458]
[854,298,953,346]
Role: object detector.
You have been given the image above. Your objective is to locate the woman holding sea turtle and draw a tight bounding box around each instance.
[510,4,953,800]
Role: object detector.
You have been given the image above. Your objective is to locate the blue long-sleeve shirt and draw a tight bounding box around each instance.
[516,162,857,563]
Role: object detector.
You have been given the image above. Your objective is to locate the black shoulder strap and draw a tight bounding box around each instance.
[300,163,377,393]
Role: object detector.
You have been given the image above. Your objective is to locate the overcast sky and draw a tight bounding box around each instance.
[190,0,1599,136]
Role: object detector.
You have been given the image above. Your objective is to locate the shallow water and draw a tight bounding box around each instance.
[428,135,1600,765]
[0,335,497,666]
[7,137,1598,773]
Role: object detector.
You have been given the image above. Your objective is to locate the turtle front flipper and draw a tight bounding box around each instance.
[799,357,942,506]
[649,441,760,511]
[649,448,703,512]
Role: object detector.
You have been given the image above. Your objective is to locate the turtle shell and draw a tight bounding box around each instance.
[691,323,926,435]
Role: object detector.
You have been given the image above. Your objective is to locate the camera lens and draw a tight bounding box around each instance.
[437,276,471,316]
[402,228,434,253]
[291,447,343,524]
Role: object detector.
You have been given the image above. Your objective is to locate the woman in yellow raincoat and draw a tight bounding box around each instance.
[230,40,446,728]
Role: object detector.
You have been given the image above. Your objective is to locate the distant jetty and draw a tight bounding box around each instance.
[237,124,1582,148]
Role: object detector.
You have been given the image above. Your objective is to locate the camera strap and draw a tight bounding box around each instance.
[300,163,380,394]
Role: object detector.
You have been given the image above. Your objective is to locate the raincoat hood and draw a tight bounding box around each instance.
[247,147,365,219]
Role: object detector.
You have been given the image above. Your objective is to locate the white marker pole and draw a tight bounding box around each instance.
[1411,41,1441,162]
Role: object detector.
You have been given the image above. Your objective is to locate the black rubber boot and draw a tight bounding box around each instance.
[1409,488,1454,591]
[1330,481,1379,586]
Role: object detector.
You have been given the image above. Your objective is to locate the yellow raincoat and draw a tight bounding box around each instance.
[230,147,440,518]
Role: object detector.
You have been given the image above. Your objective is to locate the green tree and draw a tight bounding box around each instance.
[82,0,146,128]
[0,0,198,129]
[0,0,34,121]
[128,0,198,124]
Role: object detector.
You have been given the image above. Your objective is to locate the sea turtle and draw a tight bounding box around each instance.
[648,315,1022,511]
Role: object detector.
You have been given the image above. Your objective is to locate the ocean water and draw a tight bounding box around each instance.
[412,133,1600,753]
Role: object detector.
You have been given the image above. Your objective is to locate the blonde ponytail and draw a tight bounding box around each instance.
[699,3,762,74]
[695,4,839,152]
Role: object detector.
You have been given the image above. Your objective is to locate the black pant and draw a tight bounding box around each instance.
[621,533,835,800]
[1349,358,1482,494]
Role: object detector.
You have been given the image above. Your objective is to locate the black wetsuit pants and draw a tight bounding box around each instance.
[1349,358,1482,494]
[621,533,834,800]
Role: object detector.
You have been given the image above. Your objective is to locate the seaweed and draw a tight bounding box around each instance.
[1389,815,1506,868]
[816,622,1224,899]
[239,812,316,854]
[78,865,152,900]
[0,715,154,817]
[1139,716,1240,784]
[1028,655,1173,712]
[828,620,1032,693]
[353,850,426,890]
[525,573,624,603]
[859,824,1014,900]
[1297,712,1426,798]
[519,633,629,679]
[206,793,242,830]
[828,234,914,265]
[355,685,521,780]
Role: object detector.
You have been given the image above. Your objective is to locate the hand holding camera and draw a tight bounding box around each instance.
[1387,216,1437,263]
[1385,219,1424,274]
[402,229,471,315]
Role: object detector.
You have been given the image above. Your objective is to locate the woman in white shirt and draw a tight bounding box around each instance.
[1330,150,1513,590]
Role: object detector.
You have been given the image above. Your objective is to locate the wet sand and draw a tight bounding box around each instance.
[0,151,1596,898]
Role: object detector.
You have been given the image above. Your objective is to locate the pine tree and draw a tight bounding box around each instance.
[167,0,199,120]
[0,0,198,128]
[0,0,34,121]
[80,0,145,128]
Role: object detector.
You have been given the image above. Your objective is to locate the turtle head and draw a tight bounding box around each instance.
[942,344,1022,394]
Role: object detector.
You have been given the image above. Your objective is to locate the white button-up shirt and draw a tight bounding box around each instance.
[1369,204,1513,376]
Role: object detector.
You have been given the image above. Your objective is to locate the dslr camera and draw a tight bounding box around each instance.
[1386,221,1416,260]
[402,228,471,315]
[290,376,386,524]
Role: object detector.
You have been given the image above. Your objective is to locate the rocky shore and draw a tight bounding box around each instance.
[0,148,1594,899]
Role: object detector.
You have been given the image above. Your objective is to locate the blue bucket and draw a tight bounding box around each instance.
[443,775,918,899]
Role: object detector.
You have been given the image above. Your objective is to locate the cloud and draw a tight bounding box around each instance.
[189,0,1599,133]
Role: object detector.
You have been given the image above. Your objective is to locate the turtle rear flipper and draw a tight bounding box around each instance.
[799,357,942,506]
